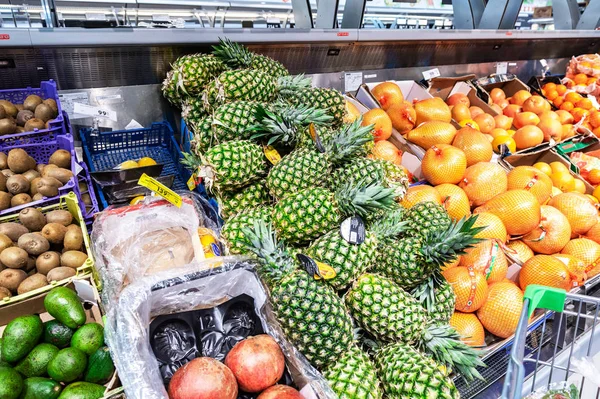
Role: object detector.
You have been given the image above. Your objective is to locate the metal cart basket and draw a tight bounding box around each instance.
[503,284,600,399]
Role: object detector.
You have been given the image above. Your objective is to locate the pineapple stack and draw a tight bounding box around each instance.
[162,40,488,399]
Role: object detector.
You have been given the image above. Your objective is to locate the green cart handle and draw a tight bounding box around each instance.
[524,285,567,318]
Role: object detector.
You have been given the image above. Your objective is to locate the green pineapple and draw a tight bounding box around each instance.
[204,70,277,110]
[404,201,452,239]
[221,206,272,254]
[182,140,267,194]
[285,87,346,126]
[322,345,383,399]
[240,220,354,368]
[162,70,183,108]
[217,180,272,220]
[182,97,206,124]
[376,342,460,399]
[171,54,226,96]
[212,38,289,78]
[346,273,484,380]
[374,214,482,289]
[412,273,456,325]
[273,182,396,245]
[189,116,214,153]
[331,158,409,200]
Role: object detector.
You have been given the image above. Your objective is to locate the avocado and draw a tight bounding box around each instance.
[19,377,62,399]
[71,324,104,356]
[47,347,87,383]
[0,366,23,399]
[43,287,86,329]
[43,320,74,348]
[1,315,43,363]
[84,346,114,385]
[57,382,106,399]
[14,343,59,378]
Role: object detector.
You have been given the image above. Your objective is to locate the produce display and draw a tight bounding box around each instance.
[0,95,59,136]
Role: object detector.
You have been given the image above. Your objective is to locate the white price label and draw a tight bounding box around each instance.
[540,59,548,67]
[344,72,363,93]
[496,62,508,75]
[422,68,440,81]
[73,102,117,122]
[85,13,105,21]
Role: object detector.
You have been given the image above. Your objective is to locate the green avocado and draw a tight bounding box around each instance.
[19,377,62,399]
[0,367,24,399]
[14,343,59,378]
[43,287,86,329]
[71,324,104,356]
[1,315,43,363]
[84,347,114,385]
[43,320,74,349]
[57,382,106,399]
[47,348,87,383]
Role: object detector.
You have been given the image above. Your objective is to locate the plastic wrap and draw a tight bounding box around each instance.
[104,258,337,399]
[524,382,579,399]
[91,191,221,308]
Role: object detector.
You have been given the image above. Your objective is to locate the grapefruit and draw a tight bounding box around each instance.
[422,145,467,185]
[414,97,452,125]
[537,117,562,142]
[510,90,532,106]
[369,140,403,165]
[549,193,598,237]
[469,106,485,118]
[473,212,508,242]
[452,127,494,166]
[504,104,522,118]
[553,254,587,287]
[513,112,540,129]
[473,113,496,134]
[406,121,457,149]
[506,240,534,265]
[523,96,550,114]
[451,103,472,122]
[477,282,523,339]
[494,114,513,130]
[474,190,541,236]
[443,266,489,313]
[490,88,506,104]
[513,126,544,150]
[506,166,553,204]
[435,184,471,221]
[459,239,508,283]
[561,238,600,275]
[519,255,572,291]
[400,185,442,208]
[449,312,485,347]
[386,101,417,135]
[585,220,600,244]
[459,162,508,207]
[371,82,404,110]
[523,205,572,254]
[362,109,393,142]
[556,110,574,124]
[447,93,470,107]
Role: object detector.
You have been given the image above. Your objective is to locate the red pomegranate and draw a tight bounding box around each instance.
[168,357,237,399]
[224,334,285,393]
[257,385,304,399]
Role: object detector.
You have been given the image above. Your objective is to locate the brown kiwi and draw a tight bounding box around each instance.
[0,247,29,269]
[82,193,92,206]
[0,105,5,119]
[36,164,45,174]
[0,268,27,293]
[0,152,7,169]
[29,177,41,195]
[24,118,45,132]
[60,250,87,268]
[17,273,48,294]
[11,193,31,207]
[43,168,73,185]
[0,118,17,136]
[32,193,44,201]
[25,256,36,272]
[0,286,11,299]
[43,98,58,113]
[19,208,46,231]
[41,223,67,244]
[23,95,43,112]
[2,169,14,178]
[7,149,36,173]
[16,110,34,127]
[36,251,60,275]
[34,103,56,122]
[0,172,6,191]
[15,126,25,134]
[6,175,30,195]
[46,210,73,226]
[15,104,23,112]
[63,226,83,250]
[22,169,40,182]
[0,234,12,254]
[48,149,71,169]
[0,192,12,211]
[0,100,17,118]
[0,222,28,241]
[46,266,76,282]
[35,178,60,197]
[18,233,50,256]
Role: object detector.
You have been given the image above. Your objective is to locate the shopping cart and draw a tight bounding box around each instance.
[503,284,600,399]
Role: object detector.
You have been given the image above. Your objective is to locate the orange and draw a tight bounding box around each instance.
[490,88,506,104]
[469,106,485,119]
[533,162,552,176]
[589,111,600,129]
[550,161,569,174]
[510,90,532,106]
[574,73,589,85]
[553,97,564,107]
[362,109,393,142]
[523,205,572,254]
[594,127,600,138]
[551,171,576,192]
[492,135,517,154]
[400,185,442,208]
[421,144,467,185]
[474,190,541,236]
[572,179,587,194]
[594,185,600,202]
[549,192,598,237]
[459,239,508,283]
[556,84,567,95]
[386,101,417,135]
[506,240,534,265]
[588,77,598,85]
[371,82,404,110]
[519,255,572,291]
[494,115,513,130]
[477,282,523,339]
[545,90,559,101]
[507,166,553,205]
[561,238,600,275]
[553,254,587,287]
[560,101,575,112]
[576,98,594,110]
[459,162,508,207]
[588,169,600,185]
[565,92,583,104]
[443,266,489,313]
[435,184,471,221]
[452,127,493,166]
[473,113,496,134]
[542,82,557,91]
[473,212,508,243]
[369,140,403,166]
[449,312,485,347]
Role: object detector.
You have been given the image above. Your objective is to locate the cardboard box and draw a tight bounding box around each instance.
[554,133,600,193]
[429,75,499,116]
[533,6,553,18]
[480,76,531,99]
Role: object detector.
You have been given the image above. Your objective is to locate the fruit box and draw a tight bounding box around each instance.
[0,277,123,398]
[555,133,600,192]
[0,192,96,307]
[479,75,531,101]
[428,75,501,117]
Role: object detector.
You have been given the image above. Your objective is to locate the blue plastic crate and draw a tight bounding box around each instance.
[80,122,190,209]
[181,117,193,153]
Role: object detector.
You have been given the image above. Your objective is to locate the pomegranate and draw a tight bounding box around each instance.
[224,334,285,393]
[168,357,238,399]
[257,385,303,399]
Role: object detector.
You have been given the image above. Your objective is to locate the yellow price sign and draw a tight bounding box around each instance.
[138,173,182,208]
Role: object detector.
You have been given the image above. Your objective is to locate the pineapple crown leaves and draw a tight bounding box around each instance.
[420,215,485,266]
[422,323,485,381]
[368,207,407,240]
[212,37,255,69]
[277,74,313,97]
[181,151,204,170]
[411,272,445,313]
[335,180,397,219]
[324,118,375,165]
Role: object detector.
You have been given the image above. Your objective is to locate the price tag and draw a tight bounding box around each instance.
[540,59,548,68]
[296,254,337,280]
[73,102,117,122]
[138,173,182,208]
[340,216,366,245]
[187,171,199,190]
[422,68,441,81]
[344,72,363,92]
[496,62,508,75]
[264,145,282,165]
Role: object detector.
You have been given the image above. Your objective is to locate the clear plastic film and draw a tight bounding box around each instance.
[104,257,337,399]
[91,191,221,309]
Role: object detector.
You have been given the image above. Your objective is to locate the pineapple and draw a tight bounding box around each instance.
[285,87,346,126]
[212,38,289,78]
[189,116,214,153]
[217,180,272,220]
[162,70,183,108]
[403,201,451,239]
[240,220,354,368]
[376,342,459,399]
[204,70,277,110]
[221,206,272,254]
[374,214,482,289]
[182,140,267,194]
[273,181,396,245]
[322,345,383,399]
[171,54,226,96]
[182,97,206,124]
[346,273,484,379]
[412,273,456,325]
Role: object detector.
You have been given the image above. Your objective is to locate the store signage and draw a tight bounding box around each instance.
[0,34,9,40]
[337,32,349,36]
[73,102,117,122]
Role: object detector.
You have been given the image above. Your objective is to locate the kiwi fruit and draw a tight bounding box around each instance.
[16,110,34,127]
[32,193,44,201]
[0,100,17,118]
[41,223,67,244]
[44,98,58,113]
[7,149,36,173]
[23,95,43,112]
[17,273,48,294]
[0,223,28,241]
[24,118,45,132]
[18,207,46,231]
[11,193,31,207]
[34,103,55,122]
[29,178,41,195]
[43,168,73,185]
[35,178,60,197]
[0,234,12,253]
[60,250,87,268]
[0,192,12,211]
[6,175,30,195]
[64,226,83,250]
[22,169,40,182]
[0,152,6,169]
[15,104,23,111]
[46,210,73,226]
[46,266,76,282]
[48,149,71,169]
[0,286,11,299]
[0,268,27,293]
[15,126,25,134]
[2,169,14,178]
[0,247,29,269]
[25,256,36,272]
[82,193,92,206]
[18,233,50,256]
[0,118,17,136]
[0,172,6,191]
[36,251,60,275]
[0,105,5,120]
[36,164,45,174]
